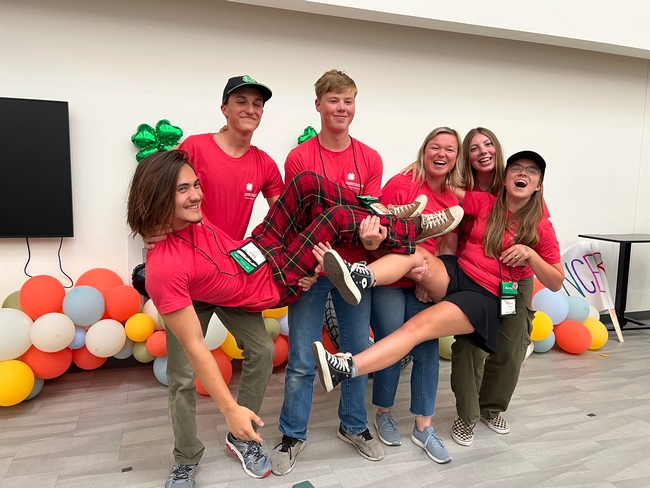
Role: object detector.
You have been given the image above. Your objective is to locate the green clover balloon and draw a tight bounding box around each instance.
[131,119,183,162]
[297,126,317,145]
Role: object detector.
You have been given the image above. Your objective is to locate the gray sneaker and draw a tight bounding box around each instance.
[165,462,197,488]
[225,432,271,478]
[270,435,305,476]
[374,412,401,446]
[337,424,385,461]
[411,425,451,464]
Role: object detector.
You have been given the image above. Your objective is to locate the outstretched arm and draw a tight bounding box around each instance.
[161,306,264,442]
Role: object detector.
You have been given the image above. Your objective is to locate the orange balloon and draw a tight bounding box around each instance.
[532,277,546,298]
[321,327,338,354]
[105,285,141,322]
[146,330,167,357]
[19,275,66,320]
[194,348,233,395]
[272,335,289,367]
[554,320,591,354]
[71,345,107,370]
[21,346,72,379]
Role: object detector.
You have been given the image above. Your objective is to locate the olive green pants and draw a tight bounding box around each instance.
[450,277,534,425]
[166,302,274,464]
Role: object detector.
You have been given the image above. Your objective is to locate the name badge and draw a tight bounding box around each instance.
[229,241,267,274]
[501,298,517,316]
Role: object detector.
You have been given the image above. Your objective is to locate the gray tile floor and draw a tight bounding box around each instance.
[2,329,650,487]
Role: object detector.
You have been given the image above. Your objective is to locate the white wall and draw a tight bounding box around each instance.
[1,0,649,310]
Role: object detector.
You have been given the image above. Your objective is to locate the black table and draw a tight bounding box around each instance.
[578,234,650,328]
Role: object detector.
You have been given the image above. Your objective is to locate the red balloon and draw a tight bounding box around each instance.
[19,275,66,320]
[71,346,107,370]
[105,285,141,322]
[21,346,72,379]
[321,327,338,354]
[146,330,167,357]
[554,320,592,354]
[272,335,289,367]
[194,348,233,395]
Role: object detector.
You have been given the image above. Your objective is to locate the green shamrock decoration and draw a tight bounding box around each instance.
[297,126,317,145]
[131,119,183,162]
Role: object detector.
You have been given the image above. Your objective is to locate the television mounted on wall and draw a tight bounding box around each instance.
[0,97,74,238]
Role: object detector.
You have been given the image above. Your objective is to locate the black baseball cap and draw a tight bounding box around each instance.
[506,150,546,176]
[222,75,272,104]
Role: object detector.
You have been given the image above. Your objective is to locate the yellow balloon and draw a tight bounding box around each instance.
[221,332,244,359]
[582,317,609,350]
[125,313,156,342]
[531,311,553,341]
[0,360,35,406]
[132,341,155,363]
[439,336,455,360]
[263,307,288,319]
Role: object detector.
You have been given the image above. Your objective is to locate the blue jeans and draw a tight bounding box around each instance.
[370,286,439,417]
[278,276,371,440]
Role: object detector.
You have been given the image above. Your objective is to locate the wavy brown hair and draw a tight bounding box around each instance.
[411,127,464,189]
[314,69,358,99]
[482,173,544,259]
[462,127,505,193]
[127,150,194,237]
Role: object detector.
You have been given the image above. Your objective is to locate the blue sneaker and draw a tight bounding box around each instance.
[411,425,451,464]
[374,412,401,446]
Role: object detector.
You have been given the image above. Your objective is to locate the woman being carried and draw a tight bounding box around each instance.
[311,150,564,397]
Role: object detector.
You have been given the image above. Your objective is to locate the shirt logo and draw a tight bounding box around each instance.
[347,173,355,181]
[246,183,253,191]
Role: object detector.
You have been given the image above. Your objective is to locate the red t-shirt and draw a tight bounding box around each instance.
[146,219,279,314]
[284,136,383,264]
[380,173,459,287]
[180,133,284,240]
[458,192,560,297]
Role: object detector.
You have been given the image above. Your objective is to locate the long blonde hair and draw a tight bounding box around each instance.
[462,127,505,193]
[483,176,544,259]
[411,127,464,189]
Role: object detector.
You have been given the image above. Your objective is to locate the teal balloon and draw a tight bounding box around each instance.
[114,338,134,360]
[153,355,168,386]
[63,286,105,326]
[565,296,590,323]
[533,331,555,353]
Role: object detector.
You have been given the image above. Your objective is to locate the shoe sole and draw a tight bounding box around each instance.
[225,438,272,479]
[270,442,304,476]
[337,430,385,461]
[373,417,401,446]
[451,431,474,447]
[323,250,361,305]
[415,206,465,244]
[410,434,451,464]
[480,417,510,434]
[312,341,334,392]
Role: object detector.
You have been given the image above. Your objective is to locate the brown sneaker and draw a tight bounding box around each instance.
[415,206,464,244]
[387,195,428,218]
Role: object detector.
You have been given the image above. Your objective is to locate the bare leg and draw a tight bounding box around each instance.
[354,302,474,376]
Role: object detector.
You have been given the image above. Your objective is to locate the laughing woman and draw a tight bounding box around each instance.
[312,151,564,407]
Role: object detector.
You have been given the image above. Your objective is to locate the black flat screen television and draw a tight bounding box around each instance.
[0,97,74,238]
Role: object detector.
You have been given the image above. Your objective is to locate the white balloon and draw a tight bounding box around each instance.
[86,319,127,358]
[30,313,75,353]
[142,299,163,330]
[0,308,33,361]
[278,314,289,336]
[588,305,600,320]
[524,342,535,361]
[205,313,228,350]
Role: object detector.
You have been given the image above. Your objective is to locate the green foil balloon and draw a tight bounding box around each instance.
[131,119,183,162]
[297,126,317,145]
